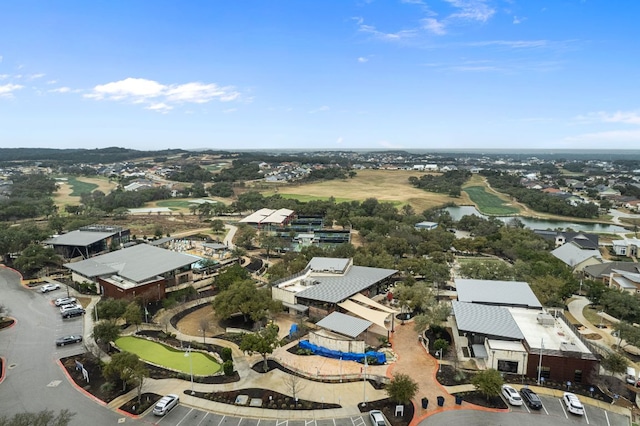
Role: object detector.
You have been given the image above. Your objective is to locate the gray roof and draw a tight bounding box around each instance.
[583,261,640,278]
[296,265,397,304]
[316,312,372,338]
[308,257,350,273]
[64,244,196,283]
[551,242,601,267]
[45,230,118,247]
[456,279,542,309]
[452,301,524,340]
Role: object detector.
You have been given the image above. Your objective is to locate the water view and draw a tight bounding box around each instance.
[446,206,629,234]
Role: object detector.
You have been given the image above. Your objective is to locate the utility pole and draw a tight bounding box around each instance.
[537,338,544,385]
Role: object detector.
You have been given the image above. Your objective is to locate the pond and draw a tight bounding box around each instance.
[445,206,628,234]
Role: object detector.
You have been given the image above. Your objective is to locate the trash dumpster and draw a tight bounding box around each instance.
[437,396,445,407]
[455,395,463,405]
[421,397,428,409]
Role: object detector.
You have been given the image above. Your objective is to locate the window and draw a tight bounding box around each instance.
[498,360,518,374]
[574,370,583,383]
[537,366,550,379]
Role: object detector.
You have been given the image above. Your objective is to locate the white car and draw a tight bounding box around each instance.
[562,392,584,415]
[368,410,386,426]
[40,283,60,293]
[153,394,179,416]
[54,297,77,307]
[60,303,82,313]
[501,384,523,406]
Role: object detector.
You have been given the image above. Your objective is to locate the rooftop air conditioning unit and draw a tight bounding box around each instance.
[537,312,555,326]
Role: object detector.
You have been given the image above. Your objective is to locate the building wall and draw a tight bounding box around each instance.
[272,287,296,305]
[98,277,166,302]
[486,346,528,375]
[309,331,366,353]
[526,353,598,384]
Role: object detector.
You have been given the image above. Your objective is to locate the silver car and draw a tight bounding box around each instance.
[369,410,386,426]
[153,394,179,416]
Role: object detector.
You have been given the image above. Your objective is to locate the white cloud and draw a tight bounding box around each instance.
[564,129,640,144]
[223,108,237,113]
[588,110,640,125]
[336,136,344,144]
[309,105,330,114]
[46,80,57,85]
[358,24,417,41]
[0,83,23,97]
[446,0,495,22]
[48,87,71,93]
[0,74,9,80]
[357,56,369,63]
[513,16,523,24]
[421,18,447,35]
[401,0,425,4]
[465,40,549,48]
[84,77,240,112]
[27,73,45,80]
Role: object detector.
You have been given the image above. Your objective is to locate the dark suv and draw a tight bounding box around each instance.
[520,387,543,410]
[61,307,85,319]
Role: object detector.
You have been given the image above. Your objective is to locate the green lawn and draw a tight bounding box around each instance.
[115,336,221,375]
[463,186,520,215]
[66,177,99,196]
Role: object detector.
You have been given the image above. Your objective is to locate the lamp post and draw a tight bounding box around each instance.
[521,352,526,383]
[436,350,442,373]
[537,339,544,385]
[361,355,367,407]
[184,346,195,395]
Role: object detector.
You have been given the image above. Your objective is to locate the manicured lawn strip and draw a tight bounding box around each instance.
[67,177,99,196]
[463,186,519,215]
[115,336,221,375]
[156,198,222,210]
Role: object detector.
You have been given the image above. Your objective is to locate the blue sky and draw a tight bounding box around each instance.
[1,1,639,151]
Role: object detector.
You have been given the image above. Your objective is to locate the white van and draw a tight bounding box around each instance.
[626,367,636,384]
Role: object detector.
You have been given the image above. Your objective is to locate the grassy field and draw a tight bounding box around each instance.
[463,185,520,215]
[260,169,467,212]
[115,336,221,375]
[156,199,200,210]
[67,177,99,196]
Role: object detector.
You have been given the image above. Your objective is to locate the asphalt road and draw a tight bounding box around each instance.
[0,267,132,425]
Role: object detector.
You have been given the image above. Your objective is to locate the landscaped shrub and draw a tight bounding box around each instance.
[223,360,234,376]
[434,338,449,355]
[221,347,233,362]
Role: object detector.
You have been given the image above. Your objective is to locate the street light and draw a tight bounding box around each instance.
[361,356,367,407]
[184,346,195,395]
[436,350,442,373]
[537,339,544,385]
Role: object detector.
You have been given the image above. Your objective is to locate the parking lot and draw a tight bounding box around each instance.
[145,404,372,426]
[44,288,86,357]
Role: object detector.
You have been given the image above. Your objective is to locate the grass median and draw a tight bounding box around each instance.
[115,336,221,375]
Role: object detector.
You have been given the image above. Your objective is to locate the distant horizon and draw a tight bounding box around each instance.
[2,1,639,150]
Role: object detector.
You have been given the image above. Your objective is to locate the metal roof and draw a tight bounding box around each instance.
[316,312,372,338]
[44,230,119,247]
[296,265,397,304]
[64,244,196,283]
[456,279,542,309]
[307,257,350,273]
[239,208,294,225]
[583,261,640,278]
[452,301,524,340]
[550,242,601,267]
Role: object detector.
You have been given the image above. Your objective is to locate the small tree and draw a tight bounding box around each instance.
[386,373,419,404]
[199,317,210,344]
[223,360,234,376]
[103,351,148,395]
[92,320,121,345]
[211,219,225,234]
[0,409,75,426]
[124,302,142,331]
[221,347,233,362]
[472,368,504,401]
[239,323,281,372]
[282,372,307,404]
[601,352,628,377]
[433,338,449,355]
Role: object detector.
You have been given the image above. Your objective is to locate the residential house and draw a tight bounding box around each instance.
[551,241,603,271]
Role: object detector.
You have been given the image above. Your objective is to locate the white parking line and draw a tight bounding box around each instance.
[604,410,610,426]
[351,416,365,426]
[195,412,209,426]
[558,399,568,418]
[276,420,288,426]
[584,407,589,424]
[541,402,549,415]
[218,415,228,426]
[522,403,530,414]
[175,408,194,426]
[305,420,316,426]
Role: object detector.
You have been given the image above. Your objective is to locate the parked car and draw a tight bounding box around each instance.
[40,283,60,293]
[520,387,543,410]
[368,410,386,426]
[54,297,77,307]
[61,308,85,319]
[153,394,179,416]
[562,392,584,415]
[626,367,637,385]
[55,335,83,346]
[60,303,82,313]
[501,384,523,406]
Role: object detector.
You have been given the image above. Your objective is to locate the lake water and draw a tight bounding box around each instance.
[445,206,629,234]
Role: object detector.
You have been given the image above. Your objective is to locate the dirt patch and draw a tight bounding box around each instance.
[189,387,341,410]
[583,333,603,340]
[452,391,508,409]
[61,353,125,403]
[176,305,225,337]
[119,393,162,415]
